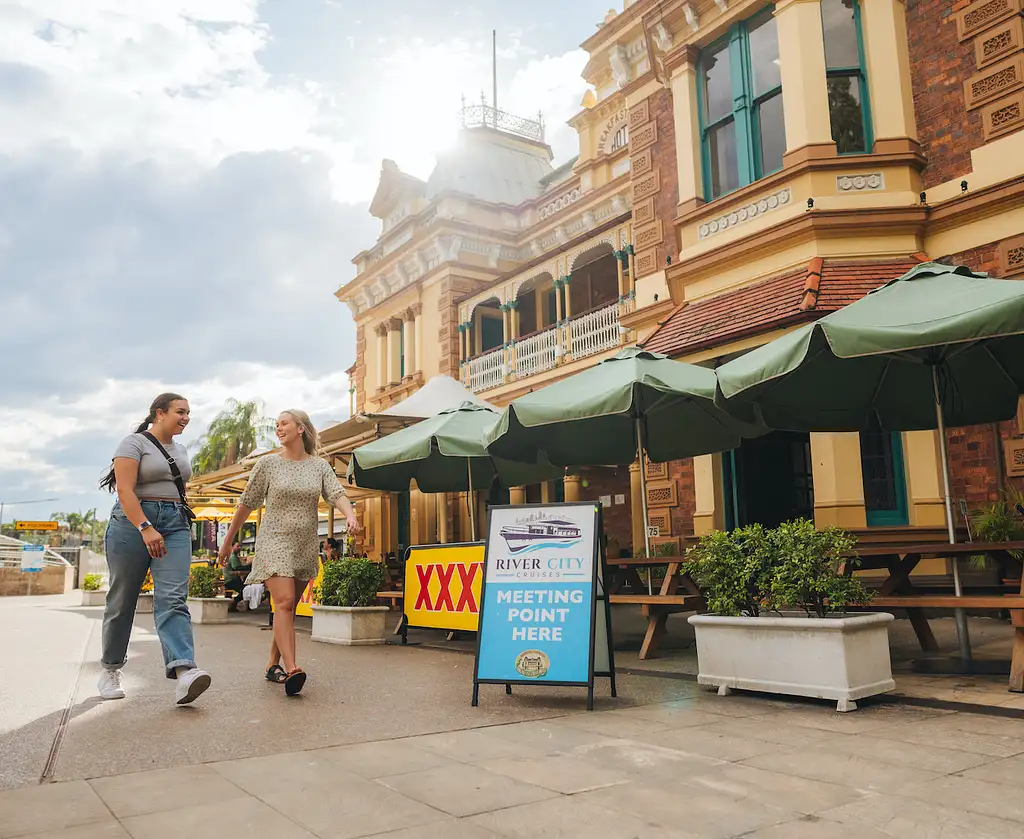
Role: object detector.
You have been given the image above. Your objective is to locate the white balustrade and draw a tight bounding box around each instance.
[467,347,506,392]
[568,302,622,360]
[514,327,561,379]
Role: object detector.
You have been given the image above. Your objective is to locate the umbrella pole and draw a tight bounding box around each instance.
[932,365,972,664]
[467,459,477,542]
[636,418,653,595]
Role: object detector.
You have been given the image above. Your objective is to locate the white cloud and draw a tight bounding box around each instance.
[506,49,589,165]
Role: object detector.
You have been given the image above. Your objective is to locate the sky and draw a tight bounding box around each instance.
[0,0,613,524]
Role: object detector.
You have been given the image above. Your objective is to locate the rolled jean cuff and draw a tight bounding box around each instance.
[165,658,197,679]
[102,659,126,672]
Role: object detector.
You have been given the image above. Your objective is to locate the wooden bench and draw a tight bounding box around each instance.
[872,596,1024,609]
[376,590,404,606]
[609,594,704,608]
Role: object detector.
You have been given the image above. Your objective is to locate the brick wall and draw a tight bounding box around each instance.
[666,459,696,539]
[649,87,680,266]
[575,468,632,554]
[907,0,985,188]
[354,326,367,415]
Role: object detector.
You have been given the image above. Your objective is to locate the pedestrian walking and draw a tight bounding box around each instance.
[219,409,360,695]
[98,393,212,705]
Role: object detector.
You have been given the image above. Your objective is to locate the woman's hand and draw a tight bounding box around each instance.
[346,514,361,534]
[143,527,166,559]
[217,543,232,567]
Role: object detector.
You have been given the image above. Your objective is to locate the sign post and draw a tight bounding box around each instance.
[472,502,616,710]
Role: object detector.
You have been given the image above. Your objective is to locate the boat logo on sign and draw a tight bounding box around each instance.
[515,649,550,678]
[500,518,581,554]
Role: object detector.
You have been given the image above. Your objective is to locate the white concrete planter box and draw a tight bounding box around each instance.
[312,605,389,646]
[188,597,229,625]
[80,590,107,607]
[136,593,154,614]
[688,612,896,712]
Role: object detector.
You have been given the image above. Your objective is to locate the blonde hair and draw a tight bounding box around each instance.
[282,409,323,457]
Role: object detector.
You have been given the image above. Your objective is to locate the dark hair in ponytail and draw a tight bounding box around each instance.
[100,392,186,493]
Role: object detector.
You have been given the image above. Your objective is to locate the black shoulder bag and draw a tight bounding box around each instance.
[141,432,196,525]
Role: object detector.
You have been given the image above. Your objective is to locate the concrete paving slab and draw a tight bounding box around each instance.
[549,709,675,738]
[402,729,540,763]
[563,736,725,779]
[14,824,131,839]
[741,749,945,794]
[371,822,501,839]
[314,739,460,779]
[818,793,1024,838]
[572,780,795,839]
[477,754,631,794]
[377,763,558,818]
[118,798,318,839]
[87,764,248,819]
[676,763,866,815]
[741,817,893,839]
[820,731,995,774]
[695,717,853,750]
[0,780,111,839]
[748,703,951,735]
[625,726,792,763]
[467,795,703,839]
[961,752,1024,787]
[210,749,449,839]
[869,716,1024,757]
[479,719,611,754]
[899,774,1024,823]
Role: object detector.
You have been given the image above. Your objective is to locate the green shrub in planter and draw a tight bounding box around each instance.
[688,519,871,618]
[188,564,221,599]
[688,524,777,617]
[82,573,104,592]
[315,558,385,608]
[970,487,1024,568]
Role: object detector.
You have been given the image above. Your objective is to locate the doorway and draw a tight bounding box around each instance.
[724,431,815,529]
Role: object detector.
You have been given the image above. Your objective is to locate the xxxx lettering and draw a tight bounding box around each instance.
[414,563,481,612]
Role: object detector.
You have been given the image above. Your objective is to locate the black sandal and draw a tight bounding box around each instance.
[284,669,307,696]
[265,664,287,684]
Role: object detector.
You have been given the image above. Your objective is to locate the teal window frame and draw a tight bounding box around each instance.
[697,7,784,202]
[822,0,873,155]
[862,430,909,526]
[399,326,405,377]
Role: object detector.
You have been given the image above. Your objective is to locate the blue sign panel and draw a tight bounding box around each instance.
[475,504,598,685]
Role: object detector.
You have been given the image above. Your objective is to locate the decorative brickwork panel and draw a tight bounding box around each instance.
[631,170,660,203]
[634,247,658,277]
[975,16,1024,67]
[1001,234,1024,277]
[634,220,664,251]
[645,460,668,480]
[1018,395,1024,432]
[909,1,986,188]
[1005,438,1024,476]
[629,120,658,153]
[631,148,653,178]
[646,481,677,508]
[647,509,672,535]
[629,100,650,131]
[633,197,656,227]
[956,0,1020,41]
[964,55,1024,109]
[651,536,683,555]
[982,91,1024,138]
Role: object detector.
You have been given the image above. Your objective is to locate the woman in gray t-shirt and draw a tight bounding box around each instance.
[97,393,212,706]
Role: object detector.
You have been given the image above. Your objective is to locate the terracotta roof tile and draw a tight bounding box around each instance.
[642,257,921,358]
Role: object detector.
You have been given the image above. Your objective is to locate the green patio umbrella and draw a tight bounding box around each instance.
[716,262,1024,661]
[346,401,562,540]
[485,346,764,558]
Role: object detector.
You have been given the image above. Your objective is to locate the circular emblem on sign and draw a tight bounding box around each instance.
[515,649,550,679]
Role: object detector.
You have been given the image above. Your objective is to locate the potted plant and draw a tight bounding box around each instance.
[137,570,155,613]
[312,558,388,645]
[687,518,894,712]
[80,573,107,607]
[970,487,1024,577]
[187,565,228,625]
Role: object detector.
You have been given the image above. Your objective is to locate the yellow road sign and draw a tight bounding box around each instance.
[15,521,58,531]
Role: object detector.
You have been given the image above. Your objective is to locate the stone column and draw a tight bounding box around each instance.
[629,461,645,556]
[616,251,626,298]
[509,486,526,505]
[457,492,471,542]
[412,303,424,375]
[387,319,402,384]
[809,432,867,528]
[859,0,918,151]
[775,0,836,164]
[554,278,564,323]
[402,309,416,379]
[563,274,574,320]
[437,493,449,544]
[563,474,582,502]
[667,45,704,211]
[626,245,635,293]
[693,453,726,535]
[540,481,552,503]
[374,323,388,390]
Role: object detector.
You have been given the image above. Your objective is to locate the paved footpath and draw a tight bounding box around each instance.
[4,595,1024,838]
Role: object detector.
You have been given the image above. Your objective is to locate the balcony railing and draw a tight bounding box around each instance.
[464,300,629,393]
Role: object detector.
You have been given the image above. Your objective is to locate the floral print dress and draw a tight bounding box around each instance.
[239,455,347,584]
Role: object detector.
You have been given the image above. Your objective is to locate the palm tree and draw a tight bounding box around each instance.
[191,399,275,475]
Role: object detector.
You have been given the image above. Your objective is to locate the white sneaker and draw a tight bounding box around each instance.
[98,669,126,700]
[174,668,211,705]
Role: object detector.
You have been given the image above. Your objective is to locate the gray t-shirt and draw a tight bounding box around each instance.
[113,433,192,499]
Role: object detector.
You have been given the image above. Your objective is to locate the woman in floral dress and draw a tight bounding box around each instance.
[220,409,359,695]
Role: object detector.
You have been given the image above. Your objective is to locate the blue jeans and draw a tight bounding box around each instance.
[103,501,196,679]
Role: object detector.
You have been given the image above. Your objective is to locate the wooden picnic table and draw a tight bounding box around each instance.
[607,556,704,660]
[846,541,1024,691]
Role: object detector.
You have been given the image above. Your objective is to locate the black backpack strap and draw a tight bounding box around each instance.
[141,432,195,521]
